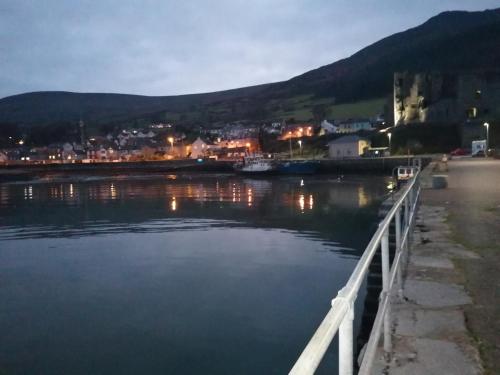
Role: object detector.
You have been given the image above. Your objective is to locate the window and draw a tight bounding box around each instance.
[467,107,477,119]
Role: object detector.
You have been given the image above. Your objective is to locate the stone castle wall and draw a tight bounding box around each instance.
[393,71,500,126]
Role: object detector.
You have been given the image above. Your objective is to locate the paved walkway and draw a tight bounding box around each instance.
[382,205,482,374]
[375,158,500,374]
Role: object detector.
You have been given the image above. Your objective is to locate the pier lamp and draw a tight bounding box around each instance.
[387,132,392,155]
[484,122,489,151]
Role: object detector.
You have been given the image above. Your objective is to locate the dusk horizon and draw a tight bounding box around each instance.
[1,1,499,99]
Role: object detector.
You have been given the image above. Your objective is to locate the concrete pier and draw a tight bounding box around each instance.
[377,205,482,374]
[374,158,500,374]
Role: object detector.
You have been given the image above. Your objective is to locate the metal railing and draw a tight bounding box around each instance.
[290,171,421,375]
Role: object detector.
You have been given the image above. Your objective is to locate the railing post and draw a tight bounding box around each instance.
[409,183,414,212]
[381,228,392,360]
[395,207,403,299]
[404,195,409,230]
[338,300,354,375]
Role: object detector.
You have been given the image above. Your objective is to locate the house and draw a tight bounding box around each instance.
[336,119,374,133]
[319,120,338,135]
[61,143,77,162]
[218,138,259,152]
[279,123,314,140]
[0,151,8,164]
[220,123,258,139]
[190,137,214,159]
[263,122,282,135]
[327,135,371,159]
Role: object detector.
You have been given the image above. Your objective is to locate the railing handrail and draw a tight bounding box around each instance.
[358,186,420,375]
[290,171,421,374]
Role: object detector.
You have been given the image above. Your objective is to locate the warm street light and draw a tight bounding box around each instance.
[484,122,489,152]
[167,137,174,154]
[387,132,392,155]
[288,131,293,158]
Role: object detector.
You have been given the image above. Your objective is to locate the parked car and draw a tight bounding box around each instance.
[450,148,467,156]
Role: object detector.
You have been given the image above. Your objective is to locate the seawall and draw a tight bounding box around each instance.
[0,157,430,183]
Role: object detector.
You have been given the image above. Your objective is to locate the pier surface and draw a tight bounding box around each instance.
[377,158,500,374]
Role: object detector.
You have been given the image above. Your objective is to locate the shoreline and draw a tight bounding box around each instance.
[0,157,430,183]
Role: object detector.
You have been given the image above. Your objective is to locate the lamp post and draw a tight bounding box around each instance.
[298,140,302,156]
[387,132,392,155]
[168,137,174,155]
[288,131,293,159]
[484,122,489,153]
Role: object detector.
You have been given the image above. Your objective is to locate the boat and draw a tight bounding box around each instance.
[277,160,320,175]
[234,155,276,174]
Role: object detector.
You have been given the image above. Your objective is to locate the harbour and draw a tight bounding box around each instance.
[0,173,389,374]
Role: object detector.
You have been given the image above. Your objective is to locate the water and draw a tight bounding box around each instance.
[0,173,389,374]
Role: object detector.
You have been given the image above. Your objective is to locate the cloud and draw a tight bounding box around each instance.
[1,0,498,98]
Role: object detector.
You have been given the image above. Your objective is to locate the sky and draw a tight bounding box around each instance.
[1,0,499,99]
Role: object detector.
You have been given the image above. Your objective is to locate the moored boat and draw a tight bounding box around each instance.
[234,155,276,174]
[277,160,320,175]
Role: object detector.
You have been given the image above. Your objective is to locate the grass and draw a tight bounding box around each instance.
[327,98,386,119]
[268,96,386,122]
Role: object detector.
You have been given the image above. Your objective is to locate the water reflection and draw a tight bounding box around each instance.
[0,174,389,246]
[0,173,390,375]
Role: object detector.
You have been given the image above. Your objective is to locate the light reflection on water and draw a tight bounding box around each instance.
[0,173,389,375]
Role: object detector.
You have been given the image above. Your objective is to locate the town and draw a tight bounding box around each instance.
[0,117,389,164]
[1,71,497,165]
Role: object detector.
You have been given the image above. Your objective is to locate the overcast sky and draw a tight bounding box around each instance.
[0,0,498,99]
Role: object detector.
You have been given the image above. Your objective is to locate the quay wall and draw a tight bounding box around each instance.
[0,157,430,182]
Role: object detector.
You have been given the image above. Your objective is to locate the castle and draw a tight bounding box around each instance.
[394,71,500,125]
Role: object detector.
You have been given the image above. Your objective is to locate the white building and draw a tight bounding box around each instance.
[190,137,210,159]
[0,151,8,163]
[327,135,371,159]
[320,120,338,134]
[336,119,374,133]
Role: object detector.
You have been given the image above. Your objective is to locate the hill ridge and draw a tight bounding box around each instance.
[1,7,499,127]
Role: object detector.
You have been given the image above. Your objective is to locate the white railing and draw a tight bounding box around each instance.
[290,171,421,375]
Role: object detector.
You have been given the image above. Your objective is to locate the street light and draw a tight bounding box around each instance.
[484,122,489,152]
[387,132,392,155]
[167,137,174,154]
[288,131,293,158]
[298,140,302,156]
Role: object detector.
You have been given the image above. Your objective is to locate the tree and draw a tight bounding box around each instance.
[312,104,329,124]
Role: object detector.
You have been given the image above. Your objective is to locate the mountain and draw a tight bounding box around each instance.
[1,7,500,129]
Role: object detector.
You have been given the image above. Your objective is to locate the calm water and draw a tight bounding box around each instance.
[0,173,389,374]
